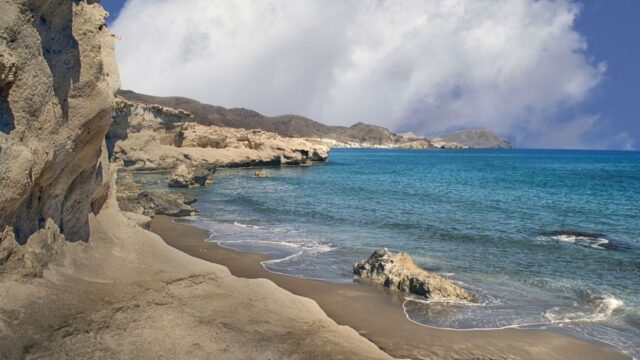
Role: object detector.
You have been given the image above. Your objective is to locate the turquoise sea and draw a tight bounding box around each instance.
[182,149,639,357]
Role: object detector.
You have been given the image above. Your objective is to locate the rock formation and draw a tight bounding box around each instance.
[354,249,475,302]
[432,128,511,149]
[168,161,215,188]
[108,97,329,171]
[0,0,118,244]
[116,172,196,219]
[117,90,512,150]
[0,3,392,359]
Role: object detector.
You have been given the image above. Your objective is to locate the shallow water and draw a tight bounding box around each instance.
[178,149,639,357]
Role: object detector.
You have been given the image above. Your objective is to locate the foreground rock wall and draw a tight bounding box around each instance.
[0,3,392,359]
[0,0,118,246]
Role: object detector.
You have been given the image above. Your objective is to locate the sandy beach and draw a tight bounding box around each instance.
[151,215,629,360]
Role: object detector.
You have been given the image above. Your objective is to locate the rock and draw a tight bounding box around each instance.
[136,191,195,217]
[168,161,215,188]
[431,128,511,149]
[0,219,65,278]
[254,169,267,177]
[353,248,475,302]
[108,103,330,171]
[116,172,196,217]
[430,138,467,149]
[121,211,153,229]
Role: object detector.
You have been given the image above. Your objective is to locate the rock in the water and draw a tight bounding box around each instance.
[135,191,196,217]
[168,161,215,188]
[254,169,267,177]
[353,248,475,302]
[116,172,196,217]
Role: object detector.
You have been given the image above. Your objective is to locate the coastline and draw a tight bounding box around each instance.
[151,215,629,360]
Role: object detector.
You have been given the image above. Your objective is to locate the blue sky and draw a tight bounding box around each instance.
[102,0,638,149]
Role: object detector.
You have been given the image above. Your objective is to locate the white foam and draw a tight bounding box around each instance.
[545,295,624,323]
[536,234,610,249]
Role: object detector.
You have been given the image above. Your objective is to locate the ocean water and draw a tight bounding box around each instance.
[181,149,639,357]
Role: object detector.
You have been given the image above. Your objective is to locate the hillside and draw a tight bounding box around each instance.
[432,128,512,148]
[118,90,511,148]
[117,90,344,138]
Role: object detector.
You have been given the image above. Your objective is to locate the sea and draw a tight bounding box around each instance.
[159,148,639,357]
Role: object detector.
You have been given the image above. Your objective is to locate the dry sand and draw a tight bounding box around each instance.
[152,215,629,360]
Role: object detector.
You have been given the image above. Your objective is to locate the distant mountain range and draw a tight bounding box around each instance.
[117,90,511,149]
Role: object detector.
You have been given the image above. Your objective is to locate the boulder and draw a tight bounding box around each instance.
[353,248,475,302]
[168,161,215,188]
[135,190,196,217]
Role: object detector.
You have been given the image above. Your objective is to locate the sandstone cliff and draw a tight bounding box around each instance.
[0,2,391,359]
[109,97,329,170]
[0,0,118,246]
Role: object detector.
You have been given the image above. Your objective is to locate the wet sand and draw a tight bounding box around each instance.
[151,215,629,360]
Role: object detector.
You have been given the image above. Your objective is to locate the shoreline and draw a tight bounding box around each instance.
[151,215,629,360]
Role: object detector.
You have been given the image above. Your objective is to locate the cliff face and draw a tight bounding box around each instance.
[0,0,118,249]
[0,3,392,359]
[109,97,329,170]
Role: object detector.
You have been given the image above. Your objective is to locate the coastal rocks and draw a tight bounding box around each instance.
[0,0,118,246]
[430,138,467,149]
[399,139,434,149]
[168,161,215,188]
[116,173,196,218]
[108,101,330,171]
[353,248,475,302]
[432,128,511,149]
[135,191,196,217]
[0,219,65,278]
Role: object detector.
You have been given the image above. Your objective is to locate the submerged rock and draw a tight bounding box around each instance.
[254,169,267,177]
[353,248,475,302]
[168,161,215,188]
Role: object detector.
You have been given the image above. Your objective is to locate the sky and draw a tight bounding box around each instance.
[102,0,639,150]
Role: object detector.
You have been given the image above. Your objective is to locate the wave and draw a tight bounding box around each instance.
[545,295,625,324]
[537,230,630,250]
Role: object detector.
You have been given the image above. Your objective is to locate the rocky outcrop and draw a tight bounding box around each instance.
[353,249,475,302]
[116,172,196,218]
[168,161,215,188]
[399,139,434,149]
[108,100,330,170]
[0,1,118,246]
[0,3,396,360]
[432,128,511,149]
[430,138,467,149]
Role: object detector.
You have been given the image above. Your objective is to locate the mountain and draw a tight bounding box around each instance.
[117,90,344,138]
[432,128,511,148]
[118,90,511,148]
[331,122,406,146]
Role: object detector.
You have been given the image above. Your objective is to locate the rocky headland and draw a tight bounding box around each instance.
[117,90,511,150]
[108,97,329,171]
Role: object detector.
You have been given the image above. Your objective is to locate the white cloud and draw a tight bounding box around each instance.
[112,0,607,147]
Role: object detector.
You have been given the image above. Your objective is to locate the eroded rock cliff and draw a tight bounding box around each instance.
[0,0,118,249]
[108,97,329,170]
[0,3,393,359]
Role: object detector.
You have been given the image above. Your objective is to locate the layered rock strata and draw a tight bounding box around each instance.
[108,97,329,171]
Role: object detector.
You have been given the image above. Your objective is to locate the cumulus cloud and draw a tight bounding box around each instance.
[112,0,608,147]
